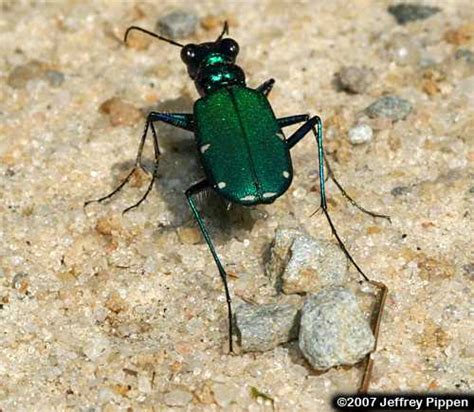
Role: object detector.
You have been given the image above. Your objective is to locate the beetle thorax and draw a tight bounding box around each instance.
[195,63,246,96]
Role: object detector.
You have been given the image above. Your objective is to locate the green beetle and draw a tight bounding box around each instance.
[86,22,389,392]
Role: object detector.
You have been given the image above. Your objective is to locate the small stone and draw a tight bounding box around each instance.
[112,384,131,396]
[156,10,199,39]
[12,272,28,290]
[201,15,223,31]
[105,291,127,313]
[422,78,441,96]
[99,97,142,127]
[348,124,374,145]
[163,388,193,407]
[125,29,152,50]
[282,236,347,294]
[299,287,375,370]
[388,3,441,25]
[391,185,411,196]
[365,95,412,121]
[444,24,474,46]
[7,60,47,88]
[177,226,202,245]
[194,380,215,405]
[95,216,122,236]
[45,70,65,87]
[462,263,474,279]
[138,375,152,393]
[265,227,306,284]
[336,66,374,94]
[386,33,420,66]
[235,303,300,352]
[455,49,474,65]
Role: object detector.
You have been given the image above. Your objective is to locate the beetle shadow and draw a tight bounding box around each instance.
[106,94,267,243]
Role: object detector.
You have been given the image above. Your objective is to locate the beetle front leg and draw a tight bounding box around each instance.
[287,116,388,392]
[85,111,194,213]
[185,179,234,353]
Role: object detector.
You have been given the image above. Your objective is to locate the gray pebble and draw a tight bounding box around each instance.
[365,95,412,121]
[45,70,65,87]
[235,303,300,352]
[299,287,374,370]
[348,124,374,145]
[156,10,199,39]
[12,272,28,289]
[455,49,474,65]
[391,185,411,196]
[265,227,307,286]
[336,66,374,94]
[462,263,474,279]
[282,236,346,294]
[388,3,441,25]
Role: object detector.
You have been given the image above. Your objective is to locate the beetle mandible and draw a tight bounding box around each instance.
[86,22,389,392]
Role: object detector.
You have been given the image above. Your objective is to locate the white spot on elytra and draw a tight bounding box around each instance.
[200,144,211,153]
[241,195,256,201]
[217,181,227,189]
[276,132,285,140]
[283,171,290,178]
[263,192,277,198]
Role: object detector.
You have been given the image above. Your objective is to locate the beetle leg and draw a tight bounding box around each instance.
[85,112,194,212]
[324,156,391,222]
[277,114,309,128]
[185,179,234,354]
[284,116,390,221]
[256,78,275,97]
[148,112,194,131]
[287,115,387,393]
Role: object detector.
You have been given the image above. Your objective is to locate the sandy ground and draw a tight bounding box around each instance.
[0,1,472,411]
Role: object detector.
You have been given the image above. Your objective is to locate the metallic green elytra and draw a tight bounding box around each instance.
[194,86,292,205]
[87,22,390,393]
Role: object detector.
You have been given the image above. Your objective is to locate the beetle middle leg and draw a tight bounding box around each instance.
[323,157,391,222]
[278,115,389,221]
[185,179,234,353]
[85,112,193,214]
[286,115,388,392]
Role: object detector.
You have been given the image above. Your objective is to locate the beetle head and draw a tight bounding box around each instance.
[179,22,240,79]
[124,22,243,95]
[124,23,239,77]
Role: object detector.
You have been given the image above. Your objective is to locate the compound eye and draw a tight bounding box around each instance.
[181,44,198,64]
[219,38,239,57]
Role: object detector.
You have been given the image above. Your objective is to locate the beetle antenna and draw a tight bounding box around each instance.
[216,21,229,41]
[124,26,185,48]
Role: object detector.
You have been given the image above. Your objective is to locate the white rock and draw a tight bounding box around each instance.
[348,124,374,145]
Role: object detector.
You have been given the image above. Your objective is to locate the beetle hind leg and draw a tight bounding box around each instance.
[186,179,234,353]
[287,115,387,392]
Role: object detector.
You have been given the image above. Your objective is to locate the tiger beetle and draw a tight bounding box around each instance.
[86,22,390,392]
